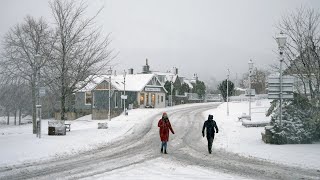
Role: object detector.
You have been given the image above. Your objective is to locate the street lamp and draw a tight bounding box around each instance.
[248,59,253,120]
[35,54,42,138]
[276,31,287,126]
[107,67,112,121]
[170,75,174,106]
[227,69,230,116]
[123,70,127,115]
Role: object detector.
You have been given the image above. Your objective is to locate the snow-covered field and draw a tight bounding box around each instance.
[203,99,320,170]
[0,99,319,179]
[0,109,163,166]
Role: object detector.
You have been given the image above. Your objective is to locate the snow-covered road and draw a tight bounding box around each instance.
[0,103,319,180]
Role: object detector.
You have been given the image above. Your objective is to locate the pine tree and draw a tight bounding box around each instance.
[268,94,316,144]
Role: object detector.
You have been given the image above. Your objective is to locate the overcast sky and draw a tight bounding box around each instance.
[1,0,320,83]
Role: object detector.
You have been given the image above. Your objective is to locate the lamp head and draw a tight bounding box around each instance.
[107,68,112,75]
[248,59,253,70]
[276,31,287,49]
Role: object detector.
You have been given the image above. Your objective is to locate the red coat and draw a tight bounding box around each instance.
[158,119,174,142]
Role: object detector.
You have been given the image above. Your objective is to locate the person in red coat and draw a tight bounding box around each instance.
[158,112,174,154]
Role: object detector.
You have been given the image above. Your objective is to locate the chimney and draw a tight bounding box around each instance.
[142,58,150,74]
[128,68,134,74]
[173,67,178,75]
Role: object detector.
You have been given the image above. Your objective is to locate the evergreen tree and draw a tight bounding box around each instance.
[218,79,234,102]
[179,82,190,95]
[191,80,206,99]
[164,81,174,99]
[267,94,319,144]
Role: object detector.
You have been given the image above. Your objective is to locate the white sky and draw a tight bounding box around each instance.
[1,0,320,82]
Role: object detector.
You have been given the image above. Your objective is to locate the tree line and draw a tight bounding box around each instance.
[0,0,113,133]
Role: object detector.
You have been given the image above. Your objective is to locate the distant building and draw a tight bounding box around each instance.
[75,73,167,119]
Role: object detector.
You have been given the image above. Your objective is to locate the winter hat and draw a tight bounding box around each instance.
[208,114,213,120]
[162,112,168,119]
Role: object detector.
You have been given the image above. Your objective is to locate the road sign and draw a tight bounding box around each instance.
[268,86,293,92]
[268,93,294,99]
[268,75,294,99]
[39,87,46,97]
[268,76,294,84]
[245,89,255,96]
[121,95,127,99]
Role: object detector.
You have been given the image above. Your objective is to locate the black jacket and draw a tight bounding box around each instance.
[202,119,219,138]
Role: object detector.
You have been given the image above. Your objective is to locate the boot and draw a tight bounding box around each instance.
[161,147,163,153]
[164,149,167,154]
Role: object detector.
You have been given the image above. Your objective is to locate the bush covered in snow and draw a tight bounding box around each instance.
[267,94,320,144]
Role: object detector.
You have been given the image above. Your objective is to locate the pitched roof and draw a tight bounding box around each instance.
[78,73,165,92]
[183,79,194,89]
[111,73,156,91]
[153,72,178,82]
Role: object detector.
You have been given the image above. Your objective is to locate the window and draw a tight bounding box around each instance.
[158,95,160,104]
[152,94,155,106]
[161,96,163,102]
[85,91,92,105]
[120,92,123,108]
[146,94,149,105]
[140,93,144,105]
[115,92,118,108]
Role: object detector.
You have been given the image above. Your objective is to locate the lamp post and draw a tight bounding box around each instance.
[170,75,174,106]
[108,68,112,121]
[227,69,230,116]
[276,31,287,126]
[248,59,253,120]
[35,54,42,138]
[123,70,127,115]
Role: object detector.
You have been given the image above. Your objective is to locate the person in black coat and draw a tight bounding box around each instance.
[202,114,219,154]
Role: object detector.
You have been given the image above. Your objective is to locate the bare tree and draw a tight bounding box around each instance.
[278,7,320,103]
[240,68,270,94]
[48,0,113,120]
[1,16,53,132]
[0,76,31,126]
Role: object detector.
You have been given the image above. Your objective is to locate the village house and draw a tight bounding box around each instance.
[75,73,167,119]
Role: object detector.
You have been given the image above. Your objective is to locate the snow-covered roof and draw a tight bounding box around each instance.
[111,73,156,91]
[77,75,106,92]
[235,87,246,91]
[183,79,194,89]
[79,73,164,92]
[153,72,178,83]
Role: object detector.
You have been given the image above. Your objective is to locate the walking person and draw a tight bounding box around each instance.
[202,114,219,154]
[158,112,174,154]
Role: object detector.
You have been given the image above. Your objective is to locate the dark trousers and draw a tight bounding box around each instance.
[161,141,167,150]
[207,136,214,152]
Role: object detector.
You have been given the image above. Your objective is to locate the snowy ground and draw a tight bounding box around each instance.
[0,100,319,179]
[88,157,252,180]
[203,99,320,170]
[0,108,163,166]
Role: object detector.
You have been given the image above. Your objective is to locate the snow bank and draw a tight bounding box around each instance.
[203,99,320,169]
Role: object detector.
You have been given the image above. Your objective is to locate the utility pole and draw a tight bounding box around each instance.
[123,70,127,115]
[108,68,112,121]
[227,69,230,116]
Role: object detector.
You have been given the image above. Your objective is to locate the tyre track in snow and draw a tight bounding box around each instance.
[168,105,320,180]
[0,103,319,180]
[0,106,199,180]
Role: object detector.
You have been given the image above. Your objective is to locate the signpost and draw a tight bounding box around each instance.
[268,76,294,100]
[39,87,46,97]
